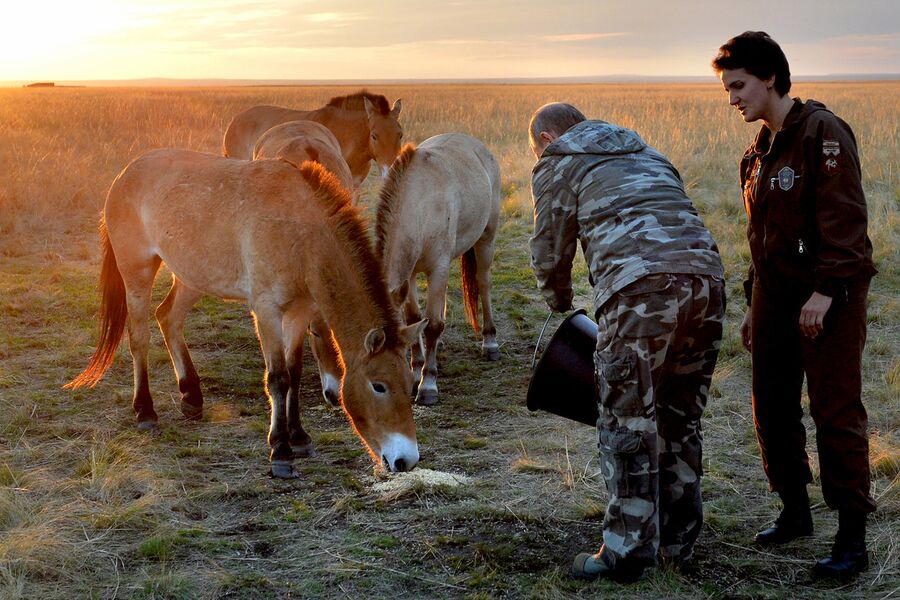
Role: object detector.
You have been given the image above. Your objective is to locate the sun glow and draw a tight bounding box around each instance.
[0,2,156,80]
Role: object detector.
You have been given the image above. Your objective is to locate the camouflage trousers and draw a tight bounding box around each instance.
[593,273,725,568]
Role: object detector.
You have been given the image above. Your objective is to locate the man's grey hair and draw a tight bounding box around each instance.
[528,102,587,145]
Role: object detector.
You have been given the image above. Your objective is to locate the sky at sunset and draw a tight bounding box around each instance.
[1,0,898,83]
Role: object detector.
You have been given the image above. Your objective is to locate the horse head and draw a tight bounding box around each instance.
[341,319,426,472]
[364,97,403,179]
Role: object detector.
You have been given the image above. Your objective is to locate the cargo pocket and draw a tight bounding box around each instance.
[595,349,643,417]
[615,274,677,339]
[598,426,651,497]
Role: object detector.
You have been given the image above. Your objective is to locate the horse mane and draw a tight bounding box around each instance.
[297,161,402,346]
[327,91,391,115]
[374,144,418,259]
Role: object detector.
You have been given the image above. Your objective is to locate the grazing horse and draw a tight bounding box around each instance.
[223,91,403,187]
[375,133,501,406]
[253,120,354,193]
[253,119,352,405]
[65,151,426,477]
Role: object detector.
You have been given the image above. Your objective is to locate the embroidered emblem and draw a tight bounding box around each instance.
[823,139,841,156]
[778,166,795,191]
[825,158,839,172]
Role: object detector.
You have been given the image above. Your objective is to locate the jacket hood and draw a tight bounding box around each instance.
[782,98,830,130]
[543,120,647,157]
[751,99,831,153]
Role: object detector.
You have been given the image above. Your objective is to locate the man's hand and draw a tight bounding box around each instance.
[548,300,572,313]
[739,311,752,352]
[799,292,832,339]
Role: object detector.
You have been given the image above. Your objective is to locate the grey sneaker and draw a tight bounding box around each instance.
[571,545,644,583]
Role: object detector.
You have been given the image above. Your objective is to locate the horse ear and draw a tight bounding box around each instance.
[399,319,428,347]
[390,99,402,118]
[363,97,375,119]
[364,327,386,355]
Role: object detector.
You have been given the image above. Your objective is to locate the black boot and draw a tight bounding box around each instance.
[754,487,813,545]
[813,511,868,580]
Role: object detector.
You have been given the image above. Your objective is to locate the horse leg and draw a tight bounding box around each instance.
[415,267,448,406]
[252,302,297,478]
[308,313,342,407]
[155,276,204,420]
[283,303,317,458]
[403,277,426,397]
[474,236,500,361]
[123,258,162,429]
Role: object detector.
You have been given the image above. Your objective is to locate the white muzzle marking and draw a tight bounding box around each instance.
[380,433,419,472]
[321,373,340,398]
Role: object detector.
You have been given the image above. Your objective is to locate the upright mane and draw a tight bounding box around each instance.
[327,91,391,115]
[374,144,418,259]
[298,162,402,345]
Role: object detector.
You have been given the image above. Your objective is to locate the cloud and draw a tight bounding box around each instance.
[541,33,628,43]
[306,12,366,24]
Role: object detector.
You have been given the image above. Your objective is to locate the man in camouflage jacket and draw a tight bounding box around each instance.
[528,102,725,582]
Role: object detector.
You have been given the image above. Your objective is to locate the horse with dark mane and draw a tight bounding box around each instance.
[66,151,425,477]
[223,91,403,187]
[375,133,501,405]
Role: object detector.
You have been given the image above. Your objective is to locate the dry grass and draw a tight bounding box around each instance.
[0,82,897,599]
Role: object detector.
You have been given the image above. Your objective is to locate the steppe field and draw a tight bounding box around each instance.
[0,82,897,599]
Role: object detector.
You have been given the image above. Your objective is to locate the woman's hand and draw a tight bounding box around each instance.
[799,292,833,339]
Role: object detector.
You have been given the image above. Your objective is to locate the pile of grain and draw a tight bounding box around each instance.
[372,468,471,495]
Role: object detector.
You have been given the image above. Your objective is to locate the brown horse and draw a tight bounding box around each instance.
[375,133,501,405]
[252,119,352,404]
[223,91,403,187]
[65,150,426,477]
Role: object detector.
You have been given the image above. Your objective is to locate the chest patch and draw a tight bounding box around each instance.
[823,139,840,156]
[777,166,795,191]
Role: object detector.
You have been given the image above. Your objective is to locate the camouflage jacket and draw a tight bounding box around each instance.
[530,120,724,313]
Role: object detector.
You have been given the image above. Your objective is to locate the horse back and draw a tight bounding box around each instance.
[420,133,500,193]
[106,149,321,300]
[383,134,499,268]
[223,105,312,159]
[414,133,500,233]
[253,120,353,190]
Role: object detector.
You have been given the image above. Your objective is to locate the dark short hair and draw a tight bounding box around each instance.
[712,31,791,96]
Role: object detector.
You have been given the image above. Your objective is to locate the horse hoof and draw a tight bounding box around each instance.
[136,420,159,432]
[292,443,318,459]
[483,345,500,361]
[415,390,438,406]
[269,460,299,479]
[180,400,203,421]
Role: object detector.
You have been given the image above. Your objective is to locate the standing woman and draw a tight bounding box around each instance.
[712,31,877,580]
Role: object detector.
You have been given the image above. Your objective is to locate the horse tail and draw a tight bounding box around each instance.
[65,219,128,389]
[460,247,480,333]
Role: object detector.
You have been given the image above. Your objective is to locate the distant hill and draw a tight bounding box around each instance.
[5,74,899,87]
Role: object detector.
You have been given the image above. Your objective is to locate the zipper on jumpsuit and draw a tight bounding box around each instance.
[753,158,768,262]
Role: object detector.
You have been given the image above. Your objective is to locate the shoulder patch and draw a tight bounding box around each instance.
[822,139,840,156]
[822,139,842,175]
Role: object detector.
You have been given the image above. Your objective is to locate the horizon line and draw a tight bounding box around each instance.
[4,73,900,88]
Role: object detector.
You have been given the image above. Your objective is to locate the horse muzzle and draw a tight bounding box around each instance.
[379,433,419,472]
